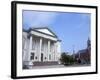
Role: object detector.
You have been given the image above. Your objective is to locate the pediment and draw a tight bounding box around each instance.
[33,27,57,37]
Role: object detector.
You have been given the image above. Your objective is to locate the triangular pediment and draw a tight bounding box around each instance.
[32,27,57,37]
[37,29,54,36]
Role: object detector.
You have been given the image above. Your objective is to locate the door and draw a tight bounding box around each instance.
[41,53,43,62]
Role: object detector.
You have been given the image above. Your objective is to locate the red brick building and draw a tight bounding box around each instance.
[75,38,91,64]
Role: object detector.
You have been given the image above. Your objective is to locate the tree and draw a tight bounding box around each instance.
[60,52,68,64]
[60,52,75,65]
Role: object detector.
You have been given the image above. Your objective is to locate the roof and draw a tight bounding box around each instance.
[23,27,61,41]
[78,49,87,54]
[31,27,58,37]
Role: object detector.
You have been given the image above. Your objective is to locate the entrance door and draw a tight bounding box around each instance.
[41,53,43,62]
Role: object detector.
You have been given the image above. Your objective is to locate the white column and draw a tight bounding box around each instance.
[48,40,50,61]
[57,41,61,61]
[53,42,55,61]
[27,35,33,66]
[54,43,57,61]
[28,36,32,61]
[53,43,55,61]
[39,38,42,61]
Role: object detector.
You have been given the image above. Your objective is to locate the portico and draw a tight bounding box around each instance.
[22,27,61,68]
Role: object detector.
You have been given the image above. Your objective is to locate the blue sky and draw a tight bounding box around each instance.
[23,10,91,54]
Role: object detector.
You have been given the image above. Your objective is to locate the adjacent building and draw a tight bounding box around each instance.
[75,38,91,64]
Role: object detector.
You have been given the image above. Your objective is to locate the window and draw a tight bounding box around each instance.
[30,53,35,60]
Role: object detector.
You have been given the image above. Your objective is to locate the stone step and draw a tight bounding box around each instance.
[33,61,59,66]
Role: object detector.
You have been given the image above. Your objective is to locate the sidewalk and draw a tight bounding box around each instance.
[27,64,90,69]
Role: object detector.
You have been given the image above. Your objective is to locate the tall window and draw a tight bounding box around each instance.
[30,52,35,60]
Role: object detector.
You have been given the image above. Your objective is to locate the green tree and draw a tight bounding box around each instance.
[60,52,75,65]
[60,52,68,64]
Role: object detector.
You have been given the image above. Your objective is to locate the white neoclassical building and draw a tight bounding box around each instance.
[22,27,61,68]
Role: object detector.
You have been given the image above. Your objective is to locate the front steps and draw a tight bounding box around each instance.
[23,61,60,69]
[33,61,59,66]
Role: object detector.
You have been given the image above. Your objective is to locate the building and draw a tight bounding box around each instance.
[22,27,61,68]
[75,38,91,64]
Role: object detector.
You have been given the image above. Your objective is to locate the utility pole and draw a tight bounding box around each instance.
[72,45,75,59]
[72,45,76,64]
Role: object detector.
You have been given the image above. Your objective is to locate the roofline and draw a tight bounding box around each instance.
[23,28,29,32]
[31,27,58,37]
[31,28,57,38]
[23,28,59,39]
[77,49,88,53]
[57,40,62,42]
